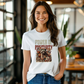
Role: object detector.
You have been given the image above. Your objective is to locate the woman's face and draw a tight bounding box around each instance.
[35,5,49,25]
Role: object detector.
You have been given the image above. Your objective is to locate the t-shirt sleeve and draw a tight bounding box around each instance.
[58,30,67,47]
[21,33,30,50]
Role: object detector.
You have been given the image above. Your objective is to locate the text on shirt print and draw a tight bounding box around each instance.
[35,40,53,62]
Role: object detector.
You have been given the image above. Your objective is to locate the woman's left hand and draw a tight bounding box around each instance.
[54,73,63,80]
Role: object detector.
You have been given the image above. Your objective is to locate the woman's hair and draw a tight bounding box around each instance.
[29,1,59,46]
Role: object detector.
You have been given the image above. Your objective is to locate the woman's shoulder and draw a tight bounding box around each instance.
[23,28,35,36]
[58,29,63,36]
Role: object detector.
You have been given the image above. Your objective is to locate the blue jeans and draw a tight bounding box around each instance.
[28,73,61,84]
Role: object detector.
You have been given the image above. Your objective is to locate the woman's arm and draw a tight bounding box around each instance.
[54,46,66,80]
[58,46,66,75]
[22,50,31,84]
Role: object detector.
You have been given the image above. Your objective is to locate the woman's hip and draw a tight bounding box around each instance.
[28,73,61,84]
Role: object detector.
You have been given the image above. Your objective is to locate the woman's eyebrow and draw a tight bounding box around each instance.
[35,11,47,12]
[35,11,40,12]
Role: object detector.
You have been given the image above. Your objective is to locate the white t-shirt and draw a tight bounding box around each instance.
[21,28,66,82]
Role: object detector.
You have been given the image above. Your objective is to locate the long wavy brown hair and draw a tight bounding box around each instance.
[29,1,59,46]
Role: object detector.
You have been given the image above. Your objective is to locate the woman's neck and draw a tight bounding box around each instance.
[36,24,48,32]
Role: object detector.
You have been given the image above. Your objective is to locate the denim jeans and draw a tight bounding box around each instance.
[28,73,61,84]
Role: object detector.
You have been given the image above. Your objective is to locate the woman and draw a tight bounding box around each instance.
[21,1,66,84]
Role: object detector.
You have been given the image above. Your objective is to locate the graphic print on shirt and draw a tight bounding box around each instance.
[35,40,53,62]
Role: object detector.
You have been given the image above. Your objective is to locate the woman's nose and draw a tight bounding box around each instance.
[39,14,44,18]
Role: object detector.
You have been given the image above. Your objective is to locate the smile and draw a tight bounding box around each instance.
[38,19,45,21]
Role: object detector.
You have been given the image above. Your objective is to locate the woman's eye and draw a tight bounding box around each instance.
[36,12,40,14]
[43,12,47,14]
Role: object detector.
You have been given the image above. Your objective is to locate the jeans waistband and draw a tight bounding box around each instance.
[36,73,51,76]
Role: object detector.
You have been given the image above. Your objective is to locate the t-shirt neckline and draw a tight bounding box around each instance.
[34,28,49,34]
